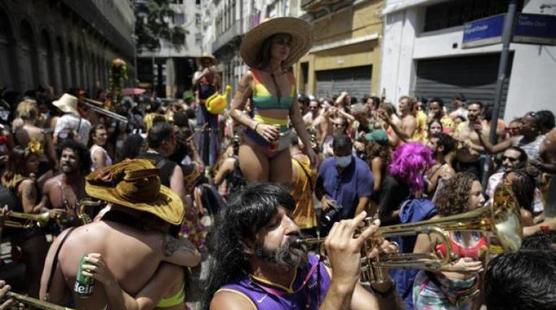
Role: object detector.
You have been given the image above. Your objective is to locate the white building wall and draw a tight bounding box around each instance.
[380,0,556,122]
[138,0,202,58]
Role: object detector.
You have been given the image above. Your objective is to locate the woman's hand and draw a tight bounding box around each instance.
[255,123,279,142]
[81,253,117,286]
[444,257,483,273]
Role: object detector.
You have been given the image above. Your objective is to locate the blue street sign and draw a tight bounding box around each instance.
[462,14,505,48]
[462,13,556,48]
[514,13,556,45]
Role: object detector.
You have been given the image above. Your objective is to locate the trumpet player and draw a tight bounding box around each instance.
[0,144,48,298]
[204,183,401,310]
[39,139,91,233]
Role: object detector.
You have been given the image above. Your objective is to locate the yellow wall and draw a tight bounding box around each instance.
[295,0,384,97]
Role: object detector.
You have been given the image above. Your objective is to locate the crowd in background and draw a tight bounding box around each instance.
[0,83,555,309]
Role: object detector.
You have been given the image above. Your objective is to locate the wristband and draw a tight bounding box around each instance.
[253,122,259,131]
[370,281,395,298]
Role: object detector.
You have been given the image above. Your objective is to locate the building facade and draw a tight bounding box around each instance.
[0,0,135,96]
[136,0,203,98]
[380,0,556,121]
[296,0,384,100]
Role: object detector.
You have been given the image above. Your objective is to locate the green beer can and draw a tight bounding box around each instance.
[74,255,95,298]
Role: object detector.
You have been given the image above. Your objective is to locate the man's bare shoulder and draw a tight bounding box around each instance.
[210,289,257,310]
[42,174,62,192]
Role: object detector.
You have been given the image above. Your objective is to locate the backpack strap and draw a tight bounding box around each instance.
[45,227,76,299]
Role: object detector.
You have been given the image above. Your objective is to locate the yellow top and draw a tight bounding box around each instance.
[290,154,317,229]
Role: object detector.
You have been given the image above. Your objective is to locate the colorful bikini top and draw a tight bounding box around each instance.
[435,231,488,260]
[251,69,296,126]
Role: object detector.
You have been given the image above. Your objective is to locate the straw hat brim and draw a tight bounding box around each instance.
[53,99,79,116]
[85,179,185,225]
[240,17,313,68]
[197,55,217,65]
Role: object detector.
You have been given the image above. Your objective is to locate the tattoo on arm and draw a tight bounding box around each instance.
[24,183,36,202]
[163,235,197,257]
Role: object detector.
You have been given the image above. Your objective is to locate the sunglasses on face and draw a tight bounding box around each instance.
[332,123,345,128]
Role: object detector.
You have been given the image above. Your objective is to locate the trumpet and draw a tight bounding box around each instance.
[299,185,522,283]
[6,291,75,310]
[3,211,51,229]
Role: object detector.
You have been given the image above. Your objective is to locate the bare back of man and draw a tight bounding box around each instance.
[41,220,177,309]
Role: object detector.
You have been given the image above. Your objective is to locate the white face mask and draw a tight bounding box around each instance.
[335,155,352,168]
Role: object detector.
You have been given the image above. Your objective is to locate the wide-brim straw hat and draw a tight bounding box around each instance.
[197,53,217,65]
[85,159,184,225]
[53,93,79,115]
[240,17,313,68]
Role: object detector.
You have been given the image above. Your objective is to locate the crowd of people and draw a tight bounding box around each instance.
[0,16,555,310]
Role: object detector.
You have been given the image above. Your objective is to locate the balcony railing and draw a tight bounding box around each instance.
[301,0,345,12]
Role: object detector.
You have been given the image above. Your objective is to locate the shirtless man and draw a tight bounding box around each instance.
[39,159,201,309]
[40,139,91,228]
[379,96,417,143]
[452,101,487,178]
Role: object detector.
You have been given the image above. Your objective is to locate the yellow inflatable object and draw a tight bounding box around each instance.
[206,85,231,114]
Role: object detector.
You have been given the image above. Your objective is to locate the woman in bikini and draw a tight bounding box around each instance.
[230,17,317,183]
[413,172,487,309]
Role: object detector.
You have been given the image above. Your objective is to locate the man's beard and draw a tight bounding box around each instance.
[254,235,308,269]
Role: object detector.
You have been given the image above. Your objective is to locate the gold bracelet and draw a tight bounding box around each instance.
[253,122,259,131]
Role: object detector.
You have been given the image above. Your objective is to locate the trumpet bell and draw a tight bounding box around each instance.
[491,185,523,252]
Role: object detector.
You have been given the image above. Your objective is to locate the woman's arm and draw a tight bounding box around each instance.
[161,234,202,267]
[213,158,234,186]
[92,148,108,170]
[474,123,513,154]
[371,158,383,193]
[229,72,256,129]
[19,179,38,214]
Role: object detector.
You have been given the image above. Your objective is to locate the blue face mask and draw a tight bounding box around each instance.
[335,155,352,168]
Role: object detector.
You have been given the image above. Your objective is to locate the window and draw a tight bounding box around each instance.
[195,13,201,26]
[173,13,185,25]
[423,0,524,32]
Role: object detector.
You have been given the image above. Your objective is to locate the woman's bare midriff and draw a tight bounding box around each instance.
[254,109,289,121]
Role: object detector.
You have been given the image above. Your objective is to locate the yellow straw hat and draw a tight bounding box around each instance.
[240,17,312,68]
[197,53,217,65]
[85,159,184,225]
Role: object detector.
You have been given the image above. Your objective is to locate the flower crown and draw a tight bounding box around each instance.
[26,139,43,156]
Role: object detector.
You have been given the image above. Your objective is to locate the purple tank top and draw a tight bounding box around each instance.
[220,255,330,309]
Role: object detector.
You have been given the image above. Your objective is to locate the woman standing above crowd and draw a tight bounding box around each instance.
[229,17,317,184]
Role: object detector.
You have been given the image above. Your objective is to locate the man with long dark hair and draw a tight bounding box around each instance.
[204,183,400,310]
